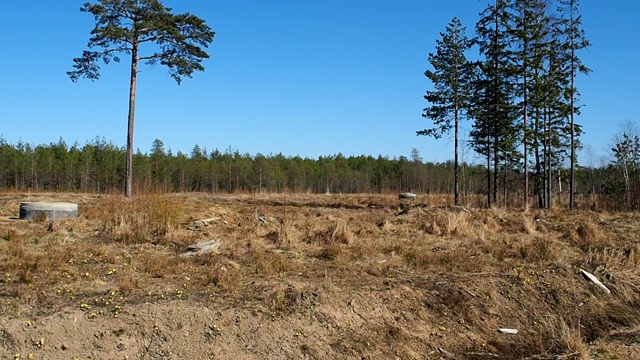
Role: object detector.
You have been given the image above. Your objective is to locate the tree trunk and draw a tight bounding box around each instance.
[487,147,491,207]
[503,155,508,207]
[125,42,139,198]
[492,0,500,206]
[535,106,543,208]
[546,105,553,209]
[454,103,460,206]
[522,4,529,211]
[569,59,575,209]
[569,4,576,210]
[523,82,529,210]
[493,136,499,205]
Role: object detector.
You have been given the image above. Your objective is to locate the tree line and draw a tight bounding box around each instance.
[1,136,638,211]
[8,1,638,210]
[419,0,590,210]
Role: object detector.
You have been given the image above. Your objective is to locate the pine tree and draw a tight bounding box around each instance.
[68,0,215,197]
[510,0,551,209]
[418,17,473,206]
[556,0,591,209]
[471,0,519,207]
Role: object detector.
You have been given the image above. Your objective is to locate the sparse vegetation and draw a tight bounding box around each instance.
[0,192,639,358]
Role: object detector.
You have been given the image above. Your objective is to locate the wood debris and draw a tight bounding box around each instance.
[580,269,611,294]
[180,240,221,258]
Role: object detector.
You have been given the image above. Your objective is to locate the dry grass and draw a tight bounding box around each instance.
[90,195,184,244]
[1,192,640,358]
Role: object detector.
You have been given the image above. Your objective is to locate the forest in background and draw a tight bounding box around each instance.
[3,0,639,211]
[0,136,637,211]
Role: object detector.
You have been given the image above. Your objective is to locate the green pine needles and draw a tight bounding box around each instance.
[69,0,215,198]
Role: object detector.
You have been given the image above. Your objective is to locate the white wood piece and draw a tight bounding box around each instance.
[580,269,611,294]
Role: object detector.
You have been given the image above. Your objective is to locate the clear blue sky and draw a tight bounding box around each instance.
[0,1,637,164]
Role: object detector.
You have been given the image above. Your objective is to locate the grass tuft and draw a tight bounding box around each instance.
[94,195,184,244]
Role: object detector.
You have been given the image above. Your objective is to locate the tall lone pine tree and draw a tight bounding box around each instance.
[418,17,472,206]
[68,0,215,197]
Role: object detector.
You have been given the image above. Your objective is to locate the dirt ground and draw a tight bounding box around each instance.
[0,192,639,359]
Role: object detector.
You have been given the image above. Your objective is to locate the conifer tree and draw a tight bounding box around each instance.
[418,17,472,206]
[471,0,518,206]
[510,0,551,209]
[68,0,215,197]
[556,0,591,209]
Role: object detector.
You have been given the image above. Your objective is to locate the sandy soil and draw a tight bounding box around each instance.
[0,192,639,359]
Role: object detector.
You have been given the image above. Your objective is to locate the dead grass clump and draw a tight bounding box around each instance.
[485,319,589,359]
[277,218,296,246]
[97,196,184,244]
[307,219,353,261]
[347,232,391,262]
[420,210,471,236]
[555,323,591,359]
[190,255,241,292]
[137,250,185,279]
[583,248,640,308]
[402,245,431,268]
[331,219,353,245]
[573,219,604,251]
[535,219,548,233]
[17,259,39,284]
[2,227,19,241]
[46,218,80,233]
[266,282,317,314]
[520,214,538,234]
[518,235,558,263]
[449,211,472,236]
[419,217,441,235]
[481,215,501,235]
[317,240,344,261]
[481,237,512,263]
[208,261,241,292]
[239,238,298,276]
[114,273,140,296]
[6,236,25,259]
[401,240,439,269]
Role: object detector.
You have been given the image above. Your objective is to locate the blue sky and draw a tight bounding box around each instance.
[0,1,638,164]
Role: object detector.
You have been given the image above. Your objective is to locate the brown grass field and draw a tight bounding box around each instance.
[0,192,639,359]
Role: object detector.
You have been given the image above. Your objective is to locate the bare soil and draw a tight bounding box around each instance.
[0,192,639,359]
